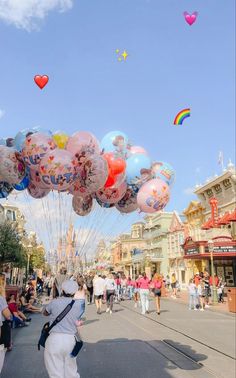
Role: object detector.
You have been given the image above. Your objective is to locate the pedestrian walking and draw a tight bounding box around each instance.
[115,275,121,302]
[127,276,133,300]
[203,271,210,308]
[46,275,54,298]
[188,279,197,310]
[120,275,127,300]
[0,291,12,372]
[138,273,150,315]
[165,275,171,291]
[53,267,68,298]
[152,273,162,315]
[43,280,83,378]
[104,273,116,314]
[171,273,177,298]
[74,276,87,317]
[85,273,94,305]
[93,275,105,314]
[217,277,225,303]
[133,275,141,308]
[197,278,205,311]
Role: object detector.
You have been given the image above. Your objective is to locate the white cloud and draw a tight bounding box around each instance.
[0,109,5,119]
[183,187,194,196]
[0,0,74,31]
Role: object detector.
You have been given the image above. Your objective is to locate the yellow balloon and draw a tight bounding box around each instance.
[53,133,69,149]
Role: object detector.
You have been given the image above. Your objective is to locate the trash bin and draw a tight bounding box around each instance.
[227,288,236,313]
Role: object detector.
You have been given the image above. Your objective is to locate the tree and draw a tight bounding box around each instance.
[0,221,27,270]
[30,246,46,272]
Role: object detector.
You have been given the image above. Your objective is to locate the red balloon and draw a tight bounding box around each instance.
[104,171,115,188]
[103,153,126,176]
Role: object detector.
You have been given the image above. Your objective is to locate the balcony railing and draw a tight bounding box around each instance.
[144,229,168,239]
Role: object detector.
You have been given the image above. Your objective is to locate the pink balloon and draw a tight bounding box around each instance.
[72,195,93,216]
[22,133,56,170]
[27,182,50,199]
[39,149,77,191]
[137,178,170,213]
[66,132,100,163]
[0,146,26,185]
[69,154,108,196]
[115,187,138,213]
[96,181,127,204]
[129,146,148,155]
[29,169,49,189]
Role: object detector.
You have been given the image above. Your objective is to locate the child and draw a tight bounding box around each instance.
[188,279,197,310]
[197,279,205,311]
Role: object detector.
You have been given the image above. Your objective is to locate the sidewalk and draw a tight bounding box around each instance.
[163,290,233,315]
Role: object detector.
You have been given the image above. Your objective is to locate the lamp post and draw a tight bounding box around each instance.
[26,244,33,281]
[208,239,218,305]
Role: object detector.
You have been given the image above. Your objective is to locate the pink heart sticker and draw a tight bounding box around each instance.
[183,11,198,26]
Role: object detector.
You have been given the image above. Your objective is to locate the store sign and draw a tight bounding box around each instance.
[185,247,199,256]
[212,245,236,253]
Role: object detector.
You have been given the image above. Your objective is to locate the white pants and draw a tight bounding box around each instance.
[140,289,149,314]
[44,333,80,378]
[0,344,5,374]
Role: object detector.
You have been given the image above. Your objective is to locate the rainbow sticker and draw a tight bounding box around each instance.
[173,108,190,125]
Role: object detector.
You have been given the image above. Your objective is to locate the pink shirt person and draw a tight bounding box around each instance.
[138,277,150,289]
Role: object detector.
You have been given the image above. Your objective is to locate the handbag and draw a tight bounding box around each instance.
[38,300,75,350]
[70,335,84,358]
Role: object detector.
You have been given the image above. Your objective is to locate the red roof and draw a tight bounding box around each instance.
[218,212,231,225]
[228,209,236,222]
[201,219,214,230]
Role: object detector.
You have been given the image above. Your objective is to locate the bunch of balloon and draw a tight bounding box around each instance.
[0,128,175,216]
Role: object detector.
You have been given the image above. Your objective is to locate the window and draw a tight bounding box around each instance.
[6,210,13,221]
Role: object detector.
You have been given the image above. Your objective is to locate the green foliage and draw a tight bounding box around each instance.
[0,221,27,268]
[30,247,46,271]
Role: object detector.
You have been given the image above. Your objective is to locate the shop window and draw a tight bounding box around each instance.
[181,271,186,283]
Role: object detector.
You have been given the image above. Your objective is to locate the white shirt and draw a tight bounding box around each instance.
[74,284,87,300]
[93,277,105,296]
[105,278,116,291]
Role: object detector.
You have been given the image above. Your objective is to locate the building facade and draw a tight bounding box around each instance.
[143,212,173,278]
[0,202,26,236]
[167,212,186,288]
[183,163,236,285]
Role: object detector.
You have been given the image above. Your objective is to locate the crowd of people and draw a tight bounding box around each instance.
[0,267,227,377]
[188,271,225,311]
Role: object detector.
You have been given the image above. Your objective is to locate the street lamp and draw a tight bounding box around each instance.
[26,244,33,281]
[208,239,218,304]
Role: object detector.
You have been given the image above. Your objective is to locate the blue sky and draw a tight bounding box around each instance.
[0,0,235,218]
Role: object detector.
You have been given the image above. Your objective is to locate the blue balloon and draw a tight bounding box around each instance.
[14,129,32,151]
[96,197,115,208]
[14,175,30,191]
[126,154,152,185]
[101,131,129,153]
[0,182,13,198]
[31,126,52,136]
[152,161,175,186]
[14,128,52,151]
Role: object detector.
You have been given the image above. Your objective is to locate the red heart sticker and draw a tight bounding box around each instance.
[34,75,49,89]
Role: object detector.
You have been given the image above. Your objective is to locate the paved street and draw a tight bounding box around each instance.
[2,297,236,378]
